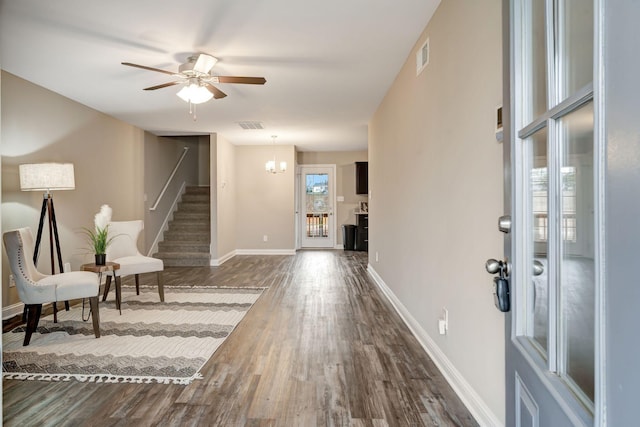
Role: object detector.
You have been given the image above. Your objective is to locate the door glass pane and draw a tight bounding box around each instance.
[526,0,548,121]
[559,0,594,98]
[305,173,329,238]
[560,101,594,402]
[528,127,549,353]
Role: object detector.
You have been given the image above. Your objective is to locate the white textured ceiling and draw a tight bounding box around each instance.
[0,0,439,151]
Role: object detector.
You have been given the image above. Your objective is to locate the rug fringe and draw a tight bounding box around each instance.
[3,371,204,385]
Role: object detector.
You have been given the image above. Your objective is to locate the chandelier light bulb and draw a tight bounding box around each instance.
[265,160,276,173]
[265,135,287,174]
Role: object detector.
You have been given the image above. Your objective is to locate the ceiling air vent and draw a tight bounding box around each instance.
[416,38,430,76]
[238,121,264,130]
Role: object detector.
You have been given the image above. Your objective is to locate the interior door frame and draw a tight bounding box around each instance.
[296,164,337,249]
[502,0,605,424]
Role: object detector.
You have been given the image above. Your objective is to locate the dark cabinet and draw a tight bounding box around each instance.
[355,161,368,195]
[355,214,368,252]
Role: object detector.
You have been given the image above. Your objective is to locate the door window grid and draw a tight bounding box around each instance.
[532,166,577,243]
[516,0,595,411]
[305,173,330,239]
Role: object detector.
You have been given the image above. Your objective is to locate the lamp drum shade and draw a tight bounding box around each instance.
[19,163,75,191]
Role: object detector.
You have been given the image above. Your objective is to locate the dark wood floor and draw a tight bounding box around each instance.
[3,250,478,426]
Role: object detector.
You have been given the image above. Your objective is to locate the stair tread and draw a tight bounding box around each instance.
[155,252,210,258]
[156,186,211,267]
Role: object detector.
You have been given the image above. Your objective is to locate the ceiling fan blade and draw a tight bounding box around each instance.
[143,81,181,91]
[205,83,227,99]
[216,76,266,85]
[122,62,176,76]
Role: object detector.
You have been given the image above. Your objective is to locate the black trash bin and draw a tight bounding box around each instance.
[342,224,356,251]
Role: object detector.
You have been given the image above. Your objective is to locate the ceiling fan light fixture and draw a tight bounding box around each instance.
[176,79,213,104]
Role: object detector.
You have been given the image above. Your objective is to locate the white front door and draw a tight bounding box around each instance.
[299,165,336,248]
[502,0,601,425]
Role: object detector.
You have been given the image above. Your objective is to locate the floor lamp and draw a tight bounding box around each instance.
[19,163,75,320]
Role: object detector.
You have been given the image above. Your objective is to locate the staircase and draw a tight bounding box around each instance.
[154,186,211,267]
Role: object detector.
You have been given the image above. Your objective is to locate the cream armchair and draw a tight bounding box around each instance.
[104,220,164,302]
[3,227,101,346]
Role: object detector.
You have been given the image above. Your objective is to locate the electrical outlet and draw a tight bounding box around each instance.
[263,235,268,242]
[375,251,379,262]
[444,308,449,329]
[9,274,16,288]
[438,308,449,335]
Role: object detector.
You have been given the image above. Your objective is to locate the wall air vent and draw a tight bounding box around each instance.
[416,37,430,76]
[238,121,264,130]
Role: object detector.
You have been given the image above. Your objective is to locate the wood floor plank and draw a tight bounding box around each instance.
[3,251,478,426]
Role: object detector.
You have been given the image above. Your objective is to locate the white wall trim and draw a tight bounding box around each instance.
[235,249,296,256]
[367,264,503,427]
[210,250,236,266]
[3,302,24,320]
[148,181,186,257]
[334,244,344,250]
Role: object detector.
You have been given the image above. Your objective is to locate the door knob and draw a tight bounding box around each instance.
[533,260,544,276]
[485,258,510,277]
[485,258,502,274]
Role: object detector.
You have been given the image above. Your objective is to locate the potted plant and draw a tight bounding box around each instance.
[83,205,114,265]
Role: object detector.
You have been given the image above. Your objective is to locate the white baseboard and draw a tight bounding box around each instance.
[334,244,344,250]
[367,264,503,427]
[210,250,236,266]
[3,302,24,320]
[235,249,296,256]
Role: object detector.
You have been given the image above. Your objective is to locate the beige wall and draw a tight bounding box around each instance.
[214,134,237,260]
[297,151,367,245]
[235,145,295,251]
[1,71,145,307]
[369,0,505,423]
[198,136,210,186]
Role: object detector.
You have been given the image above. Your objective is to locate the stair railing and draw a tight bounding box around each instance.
[149,146,189,211]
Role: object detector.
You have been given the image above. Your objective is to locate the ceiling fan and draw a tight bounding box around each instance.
[122,53,266,103]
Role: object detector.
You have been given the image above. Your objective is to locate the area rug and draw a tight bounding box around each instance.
[2,285,264,385]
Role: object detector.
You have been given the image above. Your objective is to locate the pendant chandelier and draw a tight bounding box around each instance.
[265,135,287,174]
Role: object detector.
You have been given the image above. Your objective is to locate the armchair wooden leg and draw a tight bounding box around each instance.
[135,274,140,295]
[24,304,43,346]
[89,296,100,339]
[157,272,164,302]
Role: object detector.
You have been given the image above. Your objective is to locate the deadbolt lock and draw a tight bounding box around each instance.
[498,215,511,233]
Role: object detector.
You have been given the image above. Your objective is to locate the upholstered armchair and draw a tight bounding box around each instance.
[105,220,164,302]
[3,227,101,346]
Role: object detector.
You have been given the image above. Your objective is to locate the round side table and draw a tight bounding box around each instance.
[81,261,122,315]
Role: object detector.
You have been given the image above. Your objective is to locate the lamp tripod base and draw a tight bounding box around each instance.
[27,194,69,323]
